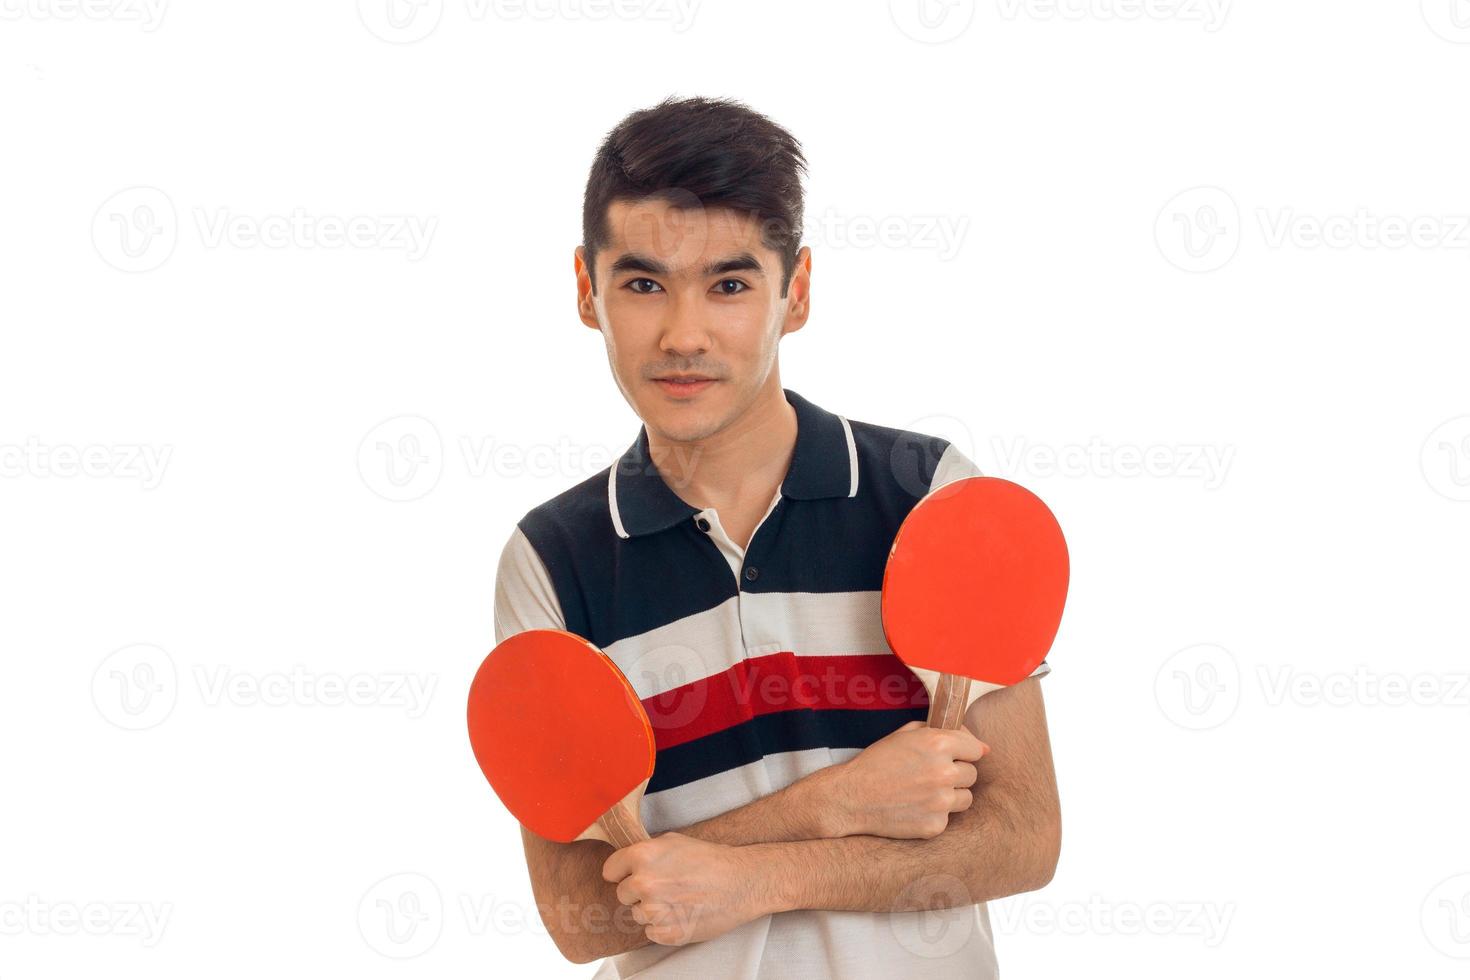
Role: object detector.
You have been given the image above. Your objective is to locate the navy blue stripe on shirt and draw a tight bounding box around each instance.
[647,706,926,794]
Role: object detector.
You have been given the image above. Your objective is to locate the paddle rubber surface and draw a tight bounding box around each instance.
[466,629,655,843]
[882,476,1069,687]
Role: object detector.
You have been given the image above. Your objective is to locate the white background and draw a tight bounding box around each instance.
[3,1,1469,977]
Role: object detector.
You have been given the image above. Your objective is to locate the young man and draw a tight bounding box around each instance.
[493,96,1060,979]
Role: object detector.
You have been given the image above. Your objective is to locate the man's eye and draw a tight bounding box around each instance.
[715,279,749,295]
[626,278,663,294]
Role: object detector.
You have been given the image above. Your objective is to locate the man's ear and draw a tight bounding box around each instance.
[574,246,601,331]
[780,246,812,337]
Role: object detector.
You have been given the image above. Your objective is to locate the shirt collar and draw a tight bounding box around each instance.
[607,387,860,540]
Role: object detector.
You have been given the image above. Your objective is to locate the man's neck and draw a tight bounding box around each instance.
[647,377,798,515]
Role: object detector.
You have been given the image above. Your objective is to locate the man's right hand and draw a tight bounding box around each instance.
[823,721,988,839]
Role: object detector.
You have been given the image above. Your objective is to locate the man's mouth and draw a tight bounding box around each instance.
[653,375,717,397]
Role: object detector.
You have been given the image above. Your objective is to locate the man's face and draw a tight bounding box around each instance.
[576,197,811,444]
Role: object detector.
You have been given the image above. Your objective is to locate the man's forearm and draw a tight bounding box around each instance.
[676,762,842,845]
[587,769,1061,952]
[537,680,1058,959]
[525,762,842,962]
[536,775,1053,961]
[746,682,1061,916]
[745,784,1060,916]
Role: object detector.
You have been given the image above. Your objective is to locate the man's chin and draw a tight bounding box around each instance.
[642,402,727,445]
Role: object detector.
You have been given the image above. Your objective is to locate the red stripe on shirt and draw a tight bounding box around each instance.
[640,651,927,750]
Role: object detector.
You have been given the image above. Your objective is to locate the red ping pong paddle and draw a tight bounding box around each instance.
[882,476,1069,730]
[467,629,654,848]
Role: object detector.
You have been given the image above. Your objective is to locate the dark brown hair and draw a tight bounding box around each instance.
[582,95,808,297]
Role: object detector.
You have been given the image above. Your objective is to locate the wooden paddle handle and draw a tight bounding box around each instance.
[597,797,650,848]
[926,673,972,730]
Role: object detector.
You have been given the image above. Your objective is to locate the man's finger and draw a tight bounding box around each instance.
[959,731,989,761]
[602,842,643,883]
[615,877,642,906]
[633,902,671,925]
[941,727,986,761]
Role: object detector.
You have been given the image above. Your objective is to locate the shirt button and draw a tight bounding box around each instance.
[695,517,711,532]
[744,566,759,582]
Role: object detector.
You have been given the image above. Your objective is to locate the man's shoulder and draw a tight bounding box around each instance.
[845,413,979,499]
[846,414,954,453]
[515,465,616,546]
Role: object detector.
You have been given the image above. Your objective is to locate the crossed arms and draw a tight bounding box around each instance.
[520,676,1061,963]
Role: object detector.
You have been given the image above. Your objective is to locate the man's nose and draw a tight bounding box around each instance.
[658,299,713,357]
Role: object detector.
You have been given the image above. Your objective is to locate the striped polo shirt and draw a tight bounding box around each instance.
[492,387,1049,980]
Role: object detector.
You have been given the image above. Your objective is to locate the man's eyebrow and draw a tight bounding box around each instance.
[607,251,767,279]
[703,253,766,277]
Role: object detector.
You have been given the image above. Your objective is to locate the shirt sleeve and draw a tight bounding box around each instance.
[928,440,1052,683]
[492,524,567,646]
[928,439,984,492]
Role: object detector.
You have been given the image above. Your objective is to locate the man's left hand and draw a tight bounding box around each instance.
[602,832,785,946]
